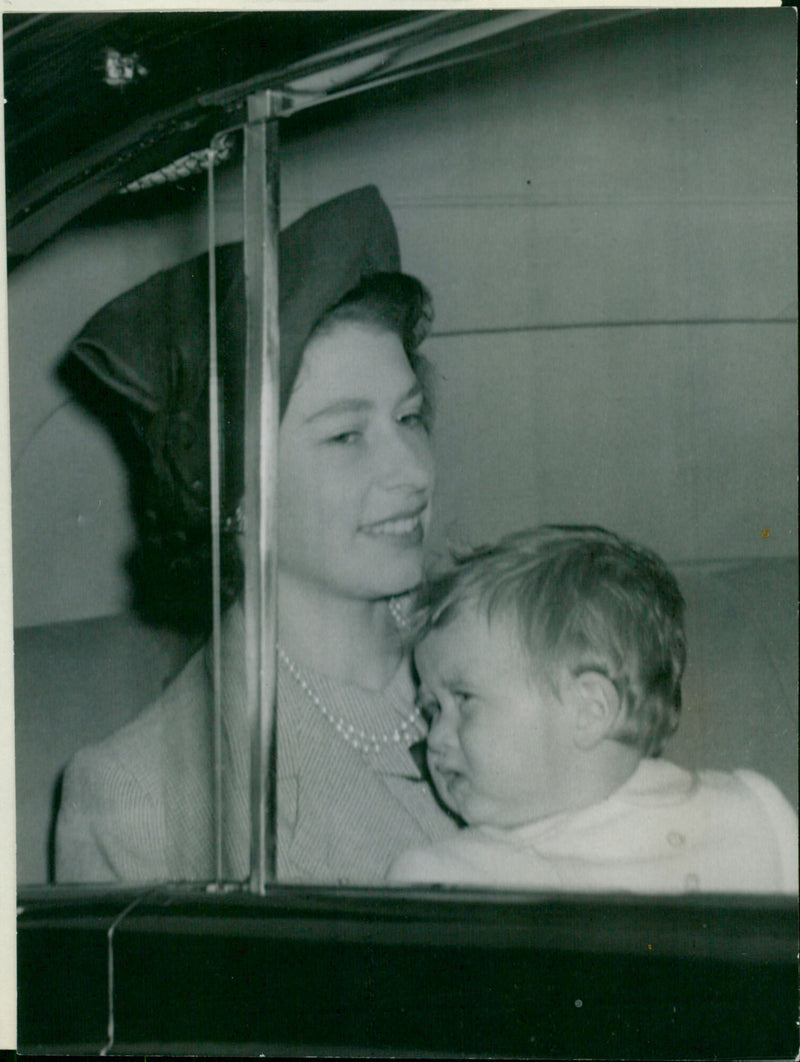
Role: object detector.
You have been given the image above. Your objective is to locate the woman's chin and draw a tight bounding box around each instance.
[380,569,424,600]
[356,549,425,598]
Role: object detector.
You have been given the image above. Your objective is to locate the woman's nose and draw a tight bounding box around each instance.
[377,422,434,493]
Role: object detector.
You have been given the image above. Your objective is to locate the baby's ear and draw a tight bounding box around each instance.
[570,670,621,750]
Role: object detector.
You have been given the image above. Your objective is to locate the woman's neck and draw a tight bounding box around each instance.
[277,571,405,691]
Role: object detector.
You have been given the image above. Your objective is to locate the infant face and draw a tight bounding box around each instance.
[414,606,579,829]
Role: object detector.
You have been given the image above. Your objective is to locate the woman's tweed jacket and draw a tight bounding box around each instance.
[55,605,457,883]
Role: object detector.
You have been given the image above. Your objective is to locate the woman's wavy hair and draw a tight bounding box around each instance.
[412,525,687,757]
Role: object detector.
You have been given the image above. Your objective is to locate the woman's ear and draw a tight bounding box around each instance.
[570,670,621,750]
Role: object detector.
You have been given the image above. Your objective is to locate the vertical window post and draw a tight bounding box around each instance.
[207,134,224,885]
[242,90,284,893]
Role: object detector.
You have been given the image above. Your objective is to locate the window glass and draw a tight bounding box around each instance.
[9,9,797,901]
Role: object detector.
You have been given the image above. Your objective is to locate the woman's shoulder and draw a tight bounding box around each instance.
[62,697,168,807]
[65,640,212,789]
[55,643,216,883]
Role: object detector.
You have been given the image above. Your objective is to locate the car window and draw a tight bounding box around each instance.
[9,7,797,901]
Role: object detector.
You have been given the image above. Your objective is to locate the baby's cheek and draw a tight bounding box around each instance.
[461,728,497,771]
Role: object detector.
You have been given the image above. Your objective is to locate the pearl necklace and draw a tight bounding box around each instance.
[277,645,424,756]
[388,594,412,632]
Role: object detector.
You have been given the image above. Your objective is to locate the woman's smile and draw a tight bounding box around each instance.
[359,505,428,541]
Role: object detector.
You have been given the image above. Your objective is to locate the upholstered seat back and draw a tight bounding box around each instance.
[14,557,797,884]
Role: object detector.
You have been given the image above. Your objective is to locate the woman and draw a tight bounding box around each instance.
[55,186,459,884]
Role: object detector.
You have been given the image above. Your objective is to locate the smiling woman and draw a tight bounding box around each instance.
[53,186,459,884]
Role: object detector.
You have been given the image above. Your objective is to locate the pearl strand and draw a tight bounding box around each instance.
[277,646,424,756]
[388,594,412,632]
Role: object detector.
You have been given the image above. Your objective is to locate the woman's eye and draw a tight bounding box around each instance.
[398,406,426,429]
[326,429,362,445]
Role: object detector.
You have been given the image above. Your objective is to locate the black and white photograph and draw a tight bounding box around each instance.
[3,6,798,1056]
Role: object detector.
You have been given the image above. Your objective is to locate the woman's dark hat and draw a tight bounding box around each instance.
[66,185,418,531]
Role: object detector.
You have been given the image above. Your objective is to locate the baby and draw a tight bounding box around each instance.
[388,525,798,893]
